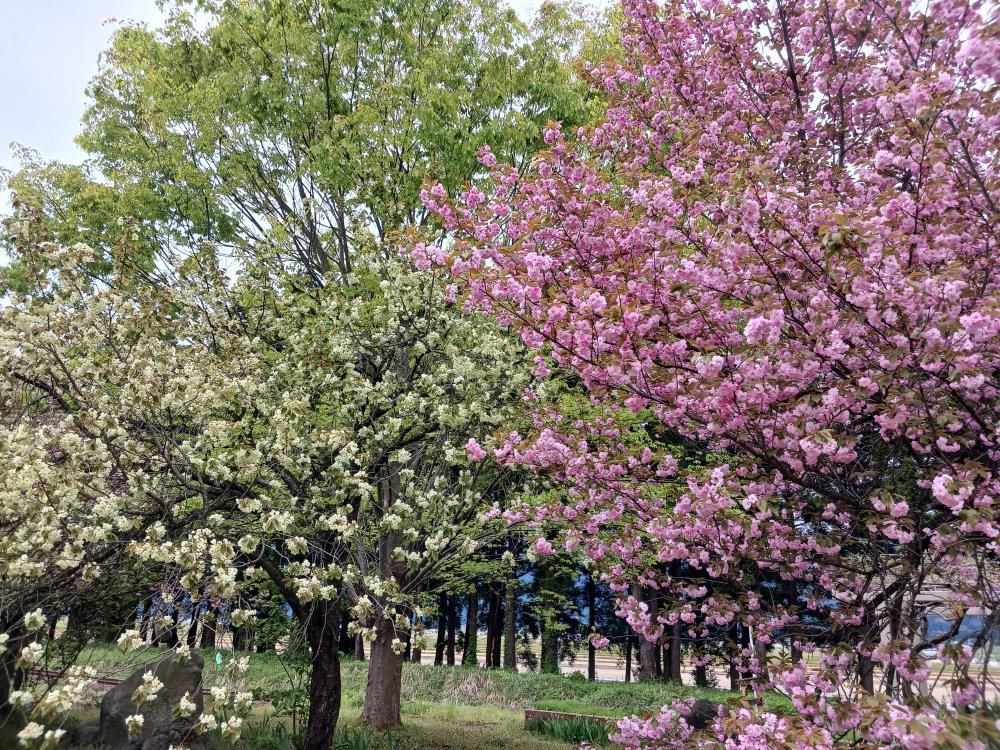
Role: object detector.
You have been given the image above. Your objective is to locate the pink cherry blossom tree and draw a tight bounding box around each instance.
[422,0,1000,746]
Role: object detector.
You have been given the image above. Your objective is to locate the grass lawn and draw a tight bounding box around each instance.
[342,704,579,750]
[67,643,788,714]
[15,642,791,748]
[1,703,575,750]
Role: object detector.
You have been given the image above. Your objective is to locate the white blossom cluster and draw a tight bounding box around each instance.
[0,243,530,742]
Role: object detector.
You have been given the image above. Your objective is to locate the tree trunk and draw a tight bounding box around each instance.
[409,611,422,664]
[139,598,152,641]
[302,602,342,750]
[446,595,458,666]
[0,625,25,719]
[695,663,708,687]
[638,636,658,680]
[339,611,352,654]
[740,622,752,684]
[200,609,217,650]
[884,589,905,696]
[669,621,682,683]
[624,636,633,683]
[159,610,179,648]
[484,595,494,668]
[587,574,596,681]
[754,634,769,685]
[185,603,200,648]
[462,590,478,666]
[361,619,403,729]
[667,561,682,683]
[484,588,502,669]
[503,578,517,670]
[354,633,366,662]
[434,593,447,666]
[540,605,560,675]
[784,579,802,664]
[490,593,502,669]
[232,625,249,652]
[791,638,802,665]
[729,622,740,691]
[859,654,876,693]
[635,585,659,681]
[693,615,707,687]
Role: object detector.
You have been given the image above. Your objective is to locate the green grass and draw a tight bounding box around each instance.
[385,663,722,713]
[66,643,767,715]
[2,703,572,750]
[44,642,793,748]
[339,704,574,750]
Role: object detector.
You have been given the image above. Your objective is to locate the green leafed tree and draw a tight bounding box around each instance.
[69,0,589,279]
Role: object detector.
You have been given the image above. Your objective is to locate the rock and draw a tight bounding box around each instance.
[140,729,184,750]
[73,720,101,745]
[685,699,722,730]
[98,652,204,750]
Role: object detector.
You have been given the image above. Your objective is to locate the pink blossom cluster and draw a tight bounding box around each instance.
[421,0,999,746]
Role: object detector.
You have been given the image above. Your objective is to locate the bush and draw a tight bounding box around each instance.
[234,717,395,750]
[525,716,610,747]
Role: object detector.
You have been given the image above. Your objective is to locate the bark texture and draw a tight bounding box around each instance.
[302,602,342,750]
[462,589,478,666]
[503,578,517,670]
[360,619,404,729]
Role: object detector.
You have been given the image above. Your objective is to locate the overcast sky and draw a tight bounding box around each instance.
[0,0,567,181]
[0,0,164,170]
